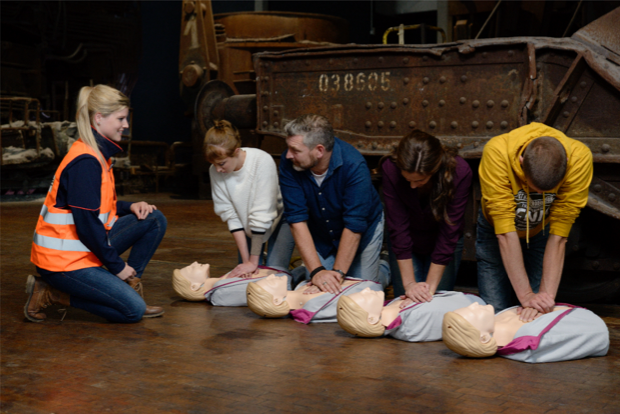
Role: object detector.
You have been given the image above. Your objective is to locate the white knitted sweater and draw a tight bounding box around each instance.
[209,148,283,242]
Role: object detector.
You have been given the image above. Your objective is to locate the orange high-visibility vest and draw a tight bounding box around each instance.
[31,139,118,272]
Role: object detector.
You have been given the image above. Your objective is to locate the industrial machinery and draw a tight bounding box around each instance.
[193,7,620,302]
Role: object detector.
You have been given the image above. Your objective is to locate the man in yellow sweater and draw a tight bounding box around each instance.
[477,123,593,321]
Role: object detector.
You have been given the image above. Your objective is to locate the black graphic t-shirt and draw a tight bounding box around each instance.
[514,190,556,231]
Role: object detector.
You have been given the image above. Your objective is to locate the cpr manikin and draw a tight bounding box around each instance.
[337,288,485,341]
[172,262,284,306]
[246,274,383,324]
[442,302,610,363]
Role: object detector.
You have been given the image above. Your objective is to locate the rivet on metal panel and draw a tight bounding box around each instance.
[473,141,479,148]
[391,102,397,109]
[461,75,467,82]
[592,261,600,270]
[501,121,508,129]
[457,143,462,148]
[273,110,279,117]
[580,81,587,88]
[472,121,479,128]
[571,96,578,103]
[482,52,488,58]
[403,98,410,105]
[422,100,429,107]
[423,56,428,61]
[486,121,494,129]
[602,144,611,153]
[409,121,416,128]
[608,193,616,202]
[403,57,409,64]
[472,100,480,108]
[263,106,269,112]
[404,77,410,84]
[459,97,466,104]
[487,100,494,108]
[378,121,384,128]
[378,102,385,109]
[563,111,570,118]
[379,57,384,62]
[439,100,445,107]
[423,77,429,84]
[256,77,261,82]
[390,121,396,128]
[594,184,602,192]
[365,121,372,128]
[264,76,269,81]
[353,58,359,64]
[501,100,509,108]
[466,232,472,239]
[372,142,378,149]
[451,121,458,129]
[439,76,446,83]
[366,102,372,109]
[273,122,279,127]
[508,50,514,57]
[262,121,268,126]
[429,121,437,128]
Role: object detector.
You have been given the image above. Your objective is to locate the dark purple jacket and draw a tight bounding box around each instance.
[382,156,472,265]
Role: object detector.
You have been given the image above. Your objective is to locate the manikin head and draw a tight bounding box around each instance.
[442,302,498,358]
[246,275,290,318]
[173,262,211,301]
[337,288,386,338]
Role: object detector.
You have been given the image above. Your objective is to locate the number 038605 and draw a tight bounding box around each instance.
[318,72,391,93]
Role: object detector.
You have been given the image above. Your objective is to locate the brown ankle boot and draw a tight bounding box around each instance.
[24,275,70,322]
[126,276,164,318]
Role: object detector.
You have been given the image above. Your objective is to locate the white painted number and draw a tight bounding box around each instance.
[317,72,391,93]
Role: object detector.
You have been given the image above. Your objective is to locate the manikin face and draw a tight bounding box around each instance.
[285,135,319,171]
[401,170,432,189]
[256,275,288,305]
[213,148,242,174]
[180,262,210,289]
[454,302,495,343]
[348,287,385,325]
[95,107,129,142]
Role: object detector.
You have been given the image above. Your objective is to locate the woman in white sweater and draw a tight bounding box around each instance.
[205,121,294,278]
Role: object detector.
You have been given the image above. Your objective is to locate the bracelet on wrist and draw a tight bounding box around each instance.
[333,269,345,278]
[309,266,325,278]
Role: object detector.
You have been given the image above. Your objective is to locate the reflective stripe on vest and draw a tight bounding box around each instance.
[33,233,91,252]
[39,204,111,226]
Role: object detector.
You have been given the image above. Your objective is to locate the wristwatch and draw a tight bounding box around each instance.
[333,269,345,278]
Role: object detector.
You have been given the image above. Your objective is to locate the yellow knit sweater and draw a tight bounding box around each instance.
[479,122,593,239]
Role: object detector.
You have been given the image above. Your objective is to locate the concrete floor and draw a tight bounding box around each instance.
[2,193,619,413]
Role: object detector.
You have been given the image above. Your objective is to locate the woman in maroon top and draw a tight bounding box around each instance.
[382,130,472,305]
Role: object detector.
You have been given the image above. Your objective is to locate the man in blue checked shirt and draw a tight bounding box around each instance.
[279,114,390,293]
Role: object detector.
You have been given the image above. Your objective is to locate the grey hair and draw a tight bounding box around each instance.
[284,114,334,152]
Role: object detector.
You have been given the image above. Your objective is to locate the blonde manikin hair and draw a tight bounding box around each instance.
[75,85,130,165]
[246,281,290,318]
[172,269,210,301]
[336,295,385,338]
[442,311,498,358]
[203,120,241,164]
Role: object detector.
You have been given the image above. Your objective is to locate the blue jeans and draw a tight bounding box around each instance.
[389,236,464,298]
[476,208,548,311]
[41,210,167,323]
[303,213,391,289]
[241,218,295,271]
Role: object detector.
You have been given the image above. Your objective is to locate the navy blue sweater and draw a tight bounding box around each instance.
[37,130,132,276]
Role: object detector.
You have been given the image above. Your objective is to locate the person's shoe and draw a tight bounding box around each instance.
[126,276,164,318]
[24,275,70,322]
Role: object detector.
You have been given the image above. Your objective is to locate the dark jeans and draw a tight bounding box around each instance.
[41,210,167,323]
[389,236,464,298]
[476,208,548,312]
